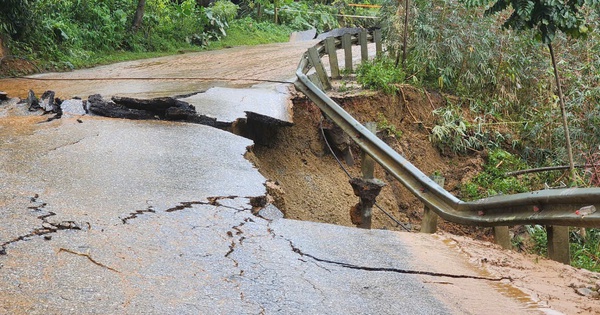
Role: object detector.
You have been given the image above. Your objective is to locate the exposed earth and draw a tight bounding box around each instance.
[1,38,599,313]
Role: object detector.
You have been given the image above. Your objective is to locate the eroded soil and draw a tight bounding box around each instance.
[251,85,491,238]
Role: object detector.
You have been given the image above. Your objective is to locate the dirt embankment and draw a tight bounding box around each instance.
[249,85,491,238]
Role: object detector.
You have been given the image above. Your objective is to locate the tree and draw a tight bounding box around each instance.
[131,0,146,32]
[464,0,597,183]
[0,0,33,40]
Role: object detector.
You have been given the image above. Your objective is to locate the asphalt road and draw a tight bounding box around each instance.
[0,40,541,314]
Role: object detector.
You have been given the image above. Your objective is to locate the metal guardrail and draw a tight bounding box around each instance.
[294,29,600,228]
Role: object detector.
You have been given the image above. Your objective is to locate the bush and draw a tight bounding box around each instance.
[211,0,240,23]
[356,57,405,94]
[460,149,530,199]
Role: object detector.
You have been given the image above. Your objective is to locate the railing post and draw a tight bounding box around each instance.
[360,31,368,62]
[374,29,382,58]
[342,33,353,73]
[420,174,444,233]
[325,37,341,79]
[547,225,570,264]
[307,47,332,90]
[493,226,511,249]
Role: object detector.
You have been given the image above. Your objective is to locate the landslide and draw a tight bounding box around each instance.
[249,85,493,240]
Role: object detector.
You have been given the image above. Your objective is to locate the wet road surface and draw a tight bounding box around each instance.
[0,41,317,99]
[0,40,546,314]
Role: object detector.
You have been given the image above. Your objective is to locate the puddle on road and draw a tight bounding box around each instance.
[441,238,562,315]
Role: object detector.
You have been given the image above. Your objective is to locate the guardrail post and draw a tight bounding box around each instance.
[325,37,341,79]
[547,225,570,264]
[493,226,511,249]
[360,31,368,62]
[420,175,444,233]
[374,29,382,58]
[342,33,353,72]
[307,46,332,90]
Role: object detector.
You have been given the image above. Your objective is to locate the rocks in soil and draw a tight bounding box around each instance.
[571,282,600,299]
[576,287,594,297]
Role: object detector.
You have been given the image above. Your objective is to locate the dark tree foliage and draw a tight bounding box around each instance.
[0,0,34,39]
[464,0,599,182]
[464,0,595,43]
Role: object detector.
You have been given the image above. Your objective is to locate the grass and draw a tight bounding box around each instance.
[4,18,293,77]
[206,18,294,50]
[76,20,292,69]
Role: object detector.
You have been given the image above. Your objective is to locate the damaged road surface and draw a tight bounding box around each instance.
[0,104,546,315]
[0,40,547,314]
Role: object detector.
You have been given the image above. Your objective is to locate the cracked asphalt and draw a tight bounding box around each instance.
[1,41,539,314]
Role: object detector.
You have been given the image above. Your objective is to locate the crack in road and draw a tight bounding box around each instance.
[0,195,88,255]
[286,240,511,282]
[58,247,121,273]
[46,134,98,153]
[121,207,156,224]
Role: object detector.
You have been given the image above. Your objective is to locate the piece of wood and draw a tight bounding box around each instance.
[325,37,340,79]
[307,47,332,90]
[0,91,8,101]
[342,33,353,72]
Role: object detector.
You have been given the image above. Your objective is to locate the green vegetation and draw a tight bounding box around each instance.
[376,113,403,139]
[460,149,530,199]
[353,0,600,270]
[206,17,293,49]
[571,228,600,272]
[356,57,405,94]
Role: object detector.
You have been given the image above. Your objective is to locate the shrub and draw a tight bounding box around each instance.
[356,57,405,94]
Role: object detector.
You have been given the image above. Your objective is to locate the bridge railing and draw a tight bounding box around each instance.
[294,28,600,264]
